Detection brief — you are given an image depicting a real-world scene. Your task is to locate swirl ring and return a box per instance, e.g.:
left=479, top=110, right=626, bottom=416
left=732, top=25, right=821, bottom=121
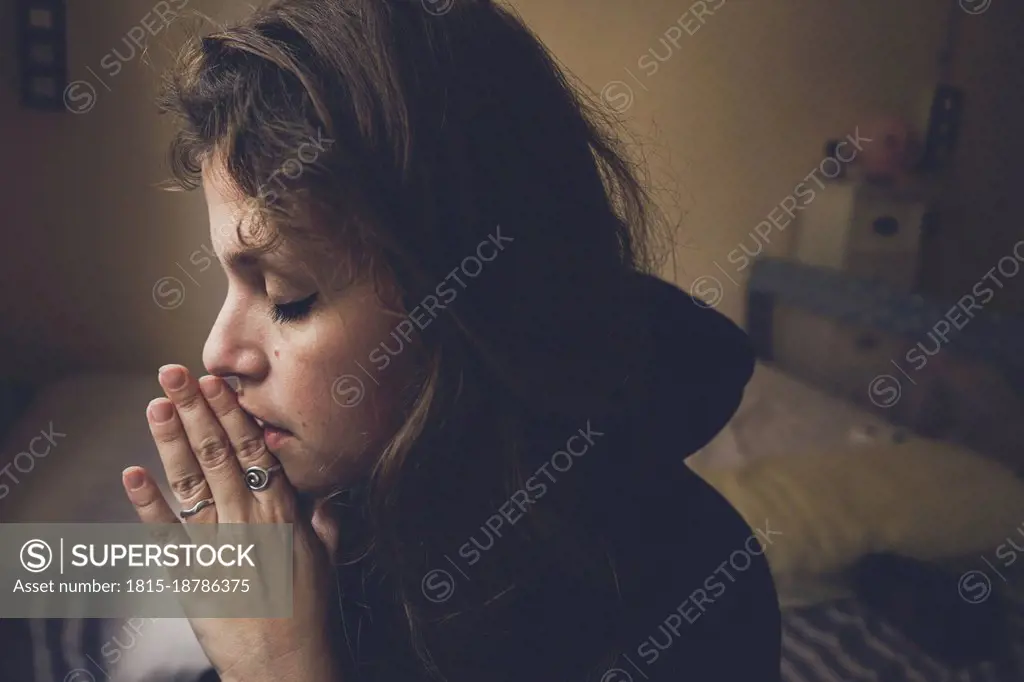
left=244, top=464, right=283, bottom=491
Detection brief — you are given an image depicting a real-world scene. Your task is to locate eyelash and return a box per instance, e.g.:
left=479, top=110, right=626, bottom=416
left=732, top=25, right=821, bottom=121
left=270, top=293, right=319, bottom=324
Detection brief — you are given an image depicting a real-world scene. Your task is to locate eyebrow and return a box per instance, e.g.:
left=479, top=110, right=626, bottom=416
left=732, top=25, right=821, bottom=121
left=222, top=249, right=263, bottom=271
left=222, top=246, right=308, bottom=281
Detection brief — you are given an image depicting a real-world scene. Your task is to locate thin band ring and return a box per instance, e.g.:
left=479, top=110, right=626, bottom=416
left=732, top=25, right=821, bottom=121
left=179, top=498, right=215, bottom=519
left=244, top=464, right=283, bottom=491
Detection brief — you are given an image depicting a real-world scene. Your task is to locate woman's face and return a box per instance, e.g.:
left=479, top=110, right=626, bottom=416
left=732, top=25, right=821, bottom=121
left=200, top=163, right=415, bottom=498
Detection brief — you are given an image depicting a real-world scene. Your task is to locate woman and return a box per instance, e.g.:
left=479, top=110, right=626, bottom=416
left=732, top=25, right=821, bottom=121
left=122, top=0, right=781, bottom=680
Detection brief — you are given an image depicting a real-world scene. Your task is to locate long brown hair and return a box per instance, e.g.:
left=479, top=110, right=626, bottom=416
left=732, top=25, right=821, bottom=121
left=158, top=0, right=667, bottom=678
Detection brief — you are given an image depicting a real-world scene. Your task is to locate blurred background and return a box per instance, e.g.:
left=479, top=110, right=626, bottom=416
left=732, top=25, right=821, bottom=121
left=0, top=0, right=1021, bottom=382
left=1, top=1, right=1024, bottom=681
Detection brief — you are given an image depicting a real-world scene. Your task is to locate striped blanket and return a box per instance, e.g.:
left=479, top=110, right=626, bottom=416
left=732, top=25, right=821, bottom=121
left=4, top=595, right=1024, bottom=681
left=781, top=597, right=1024, bottom=682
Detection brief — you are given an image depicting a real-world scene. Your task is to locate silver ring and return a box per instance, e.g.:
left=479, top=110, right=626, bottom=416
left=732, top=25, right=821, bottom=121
left=244, top=464, right=283, bottom=491
left=179, top=498, right=215, bottom=519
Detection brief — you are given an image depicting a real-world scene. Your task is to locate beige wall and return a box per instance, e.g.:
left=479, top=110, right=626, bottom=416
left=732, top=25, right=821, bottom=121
left=0, top=0, right=233, bottom=386
left=0, top=0, right=1017, bottom=390
left=510, top=0, right=950, bottom=321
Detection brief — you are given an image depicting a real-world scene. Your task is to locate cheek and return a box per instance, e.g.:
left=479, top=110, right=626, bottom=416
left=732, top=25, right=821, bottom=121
left=277, top=302, right=416, bottom=446
left=282, top=344, right=410, bottom=489
left=274, top=351, right=347, bottom=434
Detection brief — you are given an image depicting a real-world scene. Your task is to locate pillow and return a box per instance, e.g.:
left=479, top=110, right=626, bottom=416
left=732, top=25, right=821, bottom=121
left=689, top=436, right=1024, bottom=606
left=688, top=362, right=899, bottom=471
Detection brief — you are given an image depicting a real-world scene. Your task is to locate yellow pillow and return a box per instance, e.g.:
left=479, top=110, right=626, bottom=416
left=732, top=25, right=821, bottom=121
left=689, top=436, right=1024, bottom=606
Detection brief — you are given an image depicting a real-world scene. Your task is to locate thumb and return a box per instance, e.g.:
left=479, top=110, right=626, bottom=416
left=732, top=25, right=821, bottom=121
left=310, top=497, right=344, bottom=558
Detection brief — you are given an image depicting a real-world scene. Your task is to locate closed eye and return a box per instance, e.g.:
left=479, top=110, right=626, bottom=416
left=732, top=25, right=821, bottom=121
left=270, top=293, right=318, bottom=324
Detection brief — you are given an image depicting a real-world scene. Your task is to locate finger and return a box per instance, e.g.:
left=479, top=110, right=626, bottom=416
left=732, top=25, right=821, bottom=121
left=122, top=467, right=197, bottom=610
left=123, top=466, right=179, bottom=524
left=198, top=375, right=294, bottom=515
left=158, top=365, right=249, bottom=504
left=197, top=375, right=292, bottom=506
left=147, top=398, right=218, bottom=521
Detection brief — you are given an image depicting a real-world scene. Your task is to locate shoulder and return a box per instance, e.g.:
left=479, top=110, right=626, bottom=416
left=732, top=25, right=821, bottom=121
left=602, top=462, right=782, bottom=682
left=574, top=271, right=779, bottom=679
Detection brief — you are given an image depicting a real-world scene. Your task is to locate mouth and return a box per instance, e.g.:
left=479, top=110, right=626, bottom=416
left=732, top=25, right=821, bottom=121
left=240, top=404, right=282, bottom=430
left=240, top=405, right=293, bottom=447
left=261, top=424, right=292, bottom=450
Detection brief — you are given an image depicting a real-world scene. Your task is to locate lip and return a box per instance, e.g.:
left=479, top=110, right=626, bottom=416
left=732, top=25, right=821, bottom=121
left=262, top=424, right=292, bottom=450
left=239, top=403, right=290, bottom=435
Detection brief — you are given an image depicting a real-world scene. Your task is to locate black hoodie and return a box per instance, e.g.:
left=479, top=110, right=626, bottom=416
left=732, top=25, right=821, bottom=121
left=327, top=273, right=782, bottom=682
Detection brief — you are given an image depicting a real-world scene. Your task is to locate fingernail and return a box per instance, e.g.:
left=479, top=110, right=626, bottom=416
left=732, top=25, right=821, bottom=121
left=158, top=365, right=188, bottom=390
left=199, top=376, right=224, bottom=399
left=123, top=468, right=146, bottom=491
left=148, top=399, right=174, bottom=424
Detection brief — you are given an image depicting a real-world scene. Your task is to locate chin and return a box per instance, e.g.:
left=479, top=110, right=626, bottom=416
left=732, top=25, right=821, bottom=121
left=277, top=463, right=336, bottom=498
left=277, top=449, right=362, bottom=501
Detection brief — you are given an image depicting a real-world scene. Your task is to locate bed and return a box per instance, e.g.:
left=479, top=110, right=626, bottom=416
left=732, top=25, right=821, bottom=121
left=688, top=257, right=1024, bottom=682
left=690, top=361, right=1024, bottom=682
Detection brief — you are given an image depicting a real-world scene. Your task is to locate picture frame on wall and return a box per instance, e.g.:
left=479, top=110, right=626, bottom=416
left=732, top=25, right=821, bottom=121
left=16, top=0, right=68, bottom=111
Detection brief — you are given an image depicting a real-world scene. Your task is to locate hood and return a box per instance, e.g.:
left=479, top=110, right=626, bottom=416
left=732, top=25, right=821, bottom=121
left=508, top=271, right=755, bottom=510
left=629, top=272, right=754, bottom=461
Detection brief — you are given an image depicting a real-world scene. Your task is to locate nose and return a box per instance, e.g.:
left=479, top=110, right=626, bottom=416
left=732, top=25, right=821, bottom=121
left=202, top=295, right=269, bottom=384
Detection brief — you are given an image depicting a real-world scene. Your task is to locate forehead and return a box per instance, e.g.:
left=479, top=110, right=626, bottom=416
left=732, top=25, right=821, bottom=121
left=201, top=176, right=286, bottom=276
left=203, top=165, right=250, bottom=241
left=199, top=158, right=345, bottom=282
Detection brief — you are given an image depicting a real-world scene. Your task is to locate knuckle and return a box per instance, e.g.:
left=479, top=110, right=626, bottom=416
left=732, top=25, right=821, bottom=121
left=133, top=490, right=163, bottom=514
left=220, top=403, right=245, bottom=420
left=234, top=434, right=268, bottom=463
left=153, top=428, right=182, bottom=446
left=170, top=473, right=208, bottom=499
left=176, top=391, right=205, bottom=413
left=195, top=436, right=232, bottom=466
